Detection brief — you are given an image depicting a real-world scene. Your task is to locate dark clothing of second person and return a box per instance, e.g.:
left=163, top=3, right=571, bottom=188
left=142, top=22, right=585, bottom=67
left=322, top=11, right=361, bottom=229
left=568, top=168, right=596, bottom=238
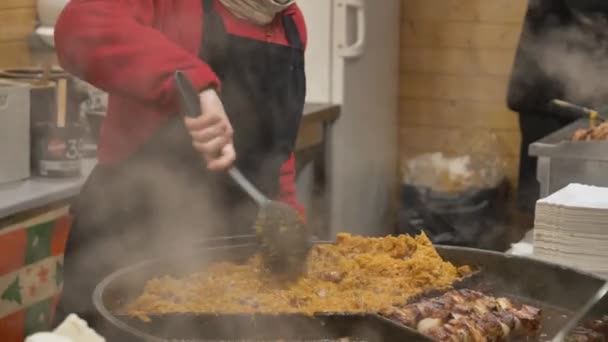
left=508, top=0, right=608, bottom=212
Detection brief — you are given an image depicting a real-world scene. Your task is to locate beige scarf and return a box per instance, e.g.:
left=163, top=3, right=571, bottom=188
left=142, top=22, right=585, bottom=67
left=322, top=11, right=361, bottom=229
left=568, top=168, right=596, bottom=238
left=219, top=0, right=296, bottom=25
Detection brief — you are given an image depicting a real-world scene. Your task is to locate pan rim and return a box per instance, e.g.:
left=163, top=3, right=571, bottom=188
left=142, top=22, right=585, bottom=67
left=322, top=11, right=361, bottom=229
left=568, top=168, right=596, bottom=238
left=92, top=239, right=605, bottom=340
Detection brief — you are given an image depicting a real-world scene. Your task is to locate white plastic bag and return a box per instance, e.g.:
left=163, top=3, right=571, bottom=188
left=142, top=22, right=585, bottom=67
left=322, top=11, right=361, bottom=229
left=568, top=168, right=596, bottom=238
left=25, top=314, right=105, bottom=342
left=402, top=133, right=507, bottom=193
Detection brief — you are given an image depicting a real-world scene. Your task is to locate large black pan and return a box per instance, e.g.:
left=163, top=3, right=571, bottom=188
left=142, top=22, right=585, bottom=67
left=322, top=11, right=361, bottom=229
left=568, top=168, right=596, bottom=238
left=93, top=237, right=606, bottom=341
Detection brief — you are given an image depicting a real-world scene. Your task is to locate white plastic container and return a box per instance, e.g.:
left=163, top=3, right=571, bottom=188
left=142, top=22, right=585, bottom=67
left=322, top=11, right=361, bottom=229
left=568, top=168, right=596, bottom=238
left=36, top=0, right=69, bottom=48
left=0, top=80, right=30, bottom=185
left=35, top=26, right=55, bottom=48
left=37, top=0, right=69, bottom=27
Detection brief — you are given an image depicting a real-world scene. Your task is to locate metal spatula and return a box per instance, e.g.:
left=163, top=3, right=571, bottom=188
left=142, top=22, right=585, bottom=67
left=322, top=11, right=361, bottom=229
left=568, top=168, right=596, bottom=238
left=548, top=99, right=606, bottom=128
left=174, top=71, right=311, bottom=277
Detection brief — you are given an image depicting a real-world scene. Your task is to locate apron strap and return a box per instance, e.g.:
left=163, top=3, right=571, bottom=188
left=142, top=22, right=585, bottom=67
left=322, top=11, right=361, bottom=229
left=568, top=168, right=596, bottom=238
left=199, top=0, right=303, bottom=72
left=200, top=0, right=228, bottom=75
left=202, top=0, right=214, bottom=12
left=283, top=14, right=303, bottom=50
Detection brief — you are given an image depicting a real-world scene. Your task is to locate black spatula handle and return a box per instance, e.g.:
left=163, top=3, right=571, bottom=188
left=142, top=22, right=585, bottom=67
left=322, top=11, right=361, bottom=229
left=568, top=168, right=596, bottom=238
left=548, top=99, right=601, bottom=121
left=175, top=71, right=203, bottom=118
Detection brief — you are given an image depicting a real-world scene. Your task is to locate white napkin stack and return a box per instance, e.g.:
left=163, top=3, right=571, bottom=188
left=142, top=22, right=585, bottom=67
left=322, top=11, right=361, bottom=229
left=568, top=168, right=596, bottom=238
left=534, top=184, right=608, bottom=279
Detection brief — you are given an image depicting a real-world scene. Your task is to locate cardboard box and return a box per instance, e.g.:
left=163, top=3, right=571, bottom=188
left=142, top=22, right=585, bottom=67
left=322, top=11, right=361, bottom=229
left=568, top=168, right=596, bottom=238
left=0, top=206, right=72, bottom=341
left=0, top=80, right=30, bottom=184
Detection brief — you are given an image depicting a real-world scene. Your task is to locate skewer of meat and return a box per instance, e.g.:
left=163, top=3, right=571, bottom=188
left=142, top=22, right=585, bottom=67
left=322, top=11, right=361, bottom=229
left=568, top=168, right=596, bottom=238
left=380, top=289, right=542, bottom=342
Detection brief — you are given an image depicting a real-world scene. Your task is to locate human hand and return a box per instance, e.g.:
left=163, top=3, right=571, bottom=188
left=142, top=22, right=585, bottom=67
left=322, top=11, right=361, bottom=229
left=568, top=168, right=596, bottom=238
left=184, top=88, right=236, bottom=171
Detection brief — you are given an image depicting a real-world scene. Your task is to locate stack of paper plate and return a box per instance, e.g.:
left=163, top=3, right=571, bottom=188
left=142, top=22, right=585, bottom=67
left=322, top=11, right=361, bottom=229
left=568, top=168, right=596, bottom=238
left=534, top=184, right=608, bottom=279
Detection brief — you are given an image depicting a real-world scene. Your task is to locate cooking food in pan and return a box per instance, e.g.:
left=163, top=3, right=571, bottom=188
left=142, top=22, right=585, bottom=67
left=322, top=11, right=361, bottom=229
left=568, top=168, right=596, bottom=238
left=572, top=122, right=608, bottom=141
left=380, top=289, right=542, bottom=342
left=96, top=235, right=608, bottom=342
left=128, top=233, right=472, bottom=320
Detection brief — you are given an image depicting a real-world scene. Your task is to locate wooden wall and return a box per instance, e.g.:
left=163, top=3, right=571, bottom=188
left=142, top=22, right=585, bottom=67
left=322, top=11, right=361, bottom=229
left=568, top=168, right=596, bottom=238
left=0, top=0, right=37, bottom=68
left=399, top=0, right=528, bottom=186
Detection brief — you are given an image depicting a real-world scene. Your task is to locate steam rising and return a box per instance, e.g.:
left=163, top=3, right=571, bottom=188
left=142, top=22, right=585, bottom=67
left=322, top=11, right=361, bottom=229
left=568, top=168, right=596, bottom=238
left=60, top=154, right=257, bottom=336
left=516, top=8, right=608, bottom=109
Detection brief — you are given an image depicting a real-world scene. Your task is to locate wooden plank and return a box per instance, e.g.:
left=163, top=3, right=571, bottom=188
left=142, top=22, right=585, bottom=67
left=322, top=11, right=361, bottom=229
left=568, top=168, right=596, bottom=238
left=0, top=7, right=37, bottom=42
left=400, top=73, right=510, bottom=103
left=402, top=0, right=527, bottom=24
left=395, top=0, right=527, bottom=190
left=296, top=121, right=323, bottom=150
left=401, top=21, right=523, bottom=49
left=399, top=126, right=521, bottom=158
left=400, top=47, right=516, bottom=76
left=0, top=41, right=32, bottom=68
left=0, top=0, right=36, bottom=10
left=399, top=99, right=519, bottom=129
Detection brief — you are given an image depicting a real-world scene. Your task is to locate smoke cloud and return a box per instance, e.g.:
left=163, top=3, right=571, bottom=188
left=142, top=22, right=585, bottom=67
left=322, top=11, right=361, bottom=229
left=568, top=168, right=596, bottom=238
left=522, top=9, right=608, bottom=109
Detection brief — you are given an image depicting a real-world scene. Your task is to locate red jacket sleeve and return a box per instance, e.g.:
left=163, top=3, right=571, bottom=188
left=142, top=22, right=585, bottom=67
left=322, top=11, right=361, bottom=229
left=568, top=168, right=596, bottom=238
left=277, top=5, right=307, bottom=217
left=54, top=0, right=219, bottom=112
left=278, top=154, right=305, bottom=217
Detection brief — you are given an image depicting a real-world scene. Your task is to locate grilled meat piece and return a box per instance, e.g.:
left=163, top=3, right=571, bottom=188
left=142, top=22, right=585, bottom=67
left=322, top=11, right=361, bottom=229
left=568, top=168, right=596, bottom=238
left=512, top=304, right=541, bottom=333
left=416, top=300, right=453, bottom=320
left=585, top=316, right=608, bottom=336
left=473, top=314, right=507, bottom=339
left=457, top=289, right=486, bottom=303
left=428, top=322, right=470, bottom=342
left=418, top=318, right=444, bottom=334
left=590, top=124, right=608, bottom=140
left=428, top=313, right=507, bottom=342
left=425, top=326, right=453, bottom=342
left=379, top=306, right=421, bottom=327
left=493, top=310, right=518, bottom=334
left=572, top=122, right=608, bottom=141
left=573, top=129, right=592, bottom=141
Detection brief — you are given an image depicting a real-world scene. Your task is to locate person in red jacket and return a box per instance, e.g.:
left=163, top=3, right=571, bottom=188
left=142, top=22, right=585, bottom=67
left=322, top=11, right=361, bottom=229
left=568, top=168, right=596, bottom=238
left=53, top=0, right=306, bottom=329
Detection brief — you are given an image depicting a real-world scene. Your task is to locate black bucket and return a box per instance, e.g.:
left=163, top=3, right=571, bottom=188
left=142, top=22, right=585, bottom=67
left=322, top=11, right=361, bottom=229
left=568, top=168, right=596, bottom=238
left=397, top=180, right=510, bottom=251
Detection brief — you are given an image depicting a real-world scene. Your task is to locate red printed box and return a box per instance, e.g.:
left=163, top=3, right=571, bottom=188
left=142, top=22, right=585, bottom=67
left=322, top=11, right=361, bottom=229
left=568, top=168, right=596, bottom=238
left=0, top=206, right=71, bottom=341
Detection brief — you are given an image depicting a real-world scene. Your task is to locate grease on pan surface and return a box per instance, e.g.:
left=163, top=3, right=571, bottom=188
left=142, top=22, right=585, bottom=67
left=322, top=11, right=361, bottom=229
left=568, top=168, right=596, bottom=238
left=128, top=233, right=471, bottom=320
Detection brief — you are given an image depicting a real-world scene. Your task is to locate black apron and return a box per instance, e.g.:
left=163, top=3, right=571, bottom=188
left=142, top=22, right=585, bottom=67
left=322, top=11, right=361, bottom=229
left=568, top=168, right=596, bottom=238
left=55, top=0, right=305, bottom=329
left=507, top=0, right=608, bottom=213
